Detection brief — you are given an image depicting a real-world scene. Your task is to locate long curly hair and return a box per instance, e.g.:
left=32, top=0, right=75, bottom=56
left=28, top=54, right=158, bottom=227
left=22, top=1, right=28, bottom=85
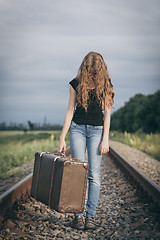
left=76, top=51, right=114, bottom=112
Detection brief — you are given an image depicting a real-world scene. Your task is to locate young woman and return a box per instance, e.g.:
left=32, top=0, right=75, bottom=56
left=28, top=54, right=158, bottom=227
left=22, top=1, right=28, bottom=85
left=58, top=51, right=114, bottom=230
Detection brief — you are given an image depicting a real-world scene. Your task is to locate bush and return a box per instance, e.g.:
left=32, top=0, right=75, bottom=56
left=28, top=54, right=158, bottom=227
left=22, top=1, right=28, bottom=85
left=109, top=130, right=160, bottom=161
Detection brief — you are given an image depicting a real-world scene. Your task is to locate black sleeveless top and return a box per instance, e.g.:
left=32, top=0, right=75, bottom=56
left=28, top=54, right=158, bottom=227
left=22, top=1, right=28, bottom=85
left=69, top=78, right=104, bottom=126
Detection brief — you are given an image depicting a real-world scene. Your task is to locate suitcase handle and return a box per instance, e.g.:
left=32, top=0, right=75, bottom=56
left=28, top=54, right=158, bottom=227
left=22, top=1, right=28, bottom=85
left=55, top=152, right=66, bottom=157
left=39, top=151, right=66, bottom=159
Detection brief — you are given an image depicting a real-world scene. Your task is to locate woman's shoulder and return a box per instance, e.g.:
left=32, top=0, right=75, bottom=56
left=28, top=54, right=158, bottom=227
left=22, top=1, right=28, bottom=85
left=69, top=77, right=79, bottom=85
left=69, top=78, right=79, bottom=92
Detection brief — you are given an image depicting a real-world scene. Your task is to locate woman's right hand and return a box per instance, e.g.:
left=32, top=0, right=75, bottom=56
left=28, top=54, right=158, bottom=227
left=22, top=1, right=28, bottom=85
left=58, top=138, right=66, bottom=153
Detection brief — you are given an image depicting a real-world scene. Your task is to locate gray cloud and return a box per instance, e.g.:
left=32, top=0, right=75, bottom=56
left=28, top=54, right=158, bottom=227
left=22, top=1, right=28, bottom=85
left=0, top=0, right=160, bottom=124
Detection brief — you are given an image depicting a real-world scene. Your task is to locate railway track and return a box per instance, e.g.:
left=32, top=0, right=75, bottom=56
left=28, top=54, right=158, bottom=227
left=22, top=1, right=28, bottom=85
left=0, top=146, right=160, bottom=239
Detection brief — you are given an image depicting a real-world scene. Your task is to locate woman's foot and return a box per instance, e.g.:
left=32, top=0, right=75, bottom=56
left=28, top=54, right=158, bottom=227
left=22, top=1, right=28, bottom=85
left=72, top=216, right=84, bottom=230
left=85, top=217, right=97, bottom=230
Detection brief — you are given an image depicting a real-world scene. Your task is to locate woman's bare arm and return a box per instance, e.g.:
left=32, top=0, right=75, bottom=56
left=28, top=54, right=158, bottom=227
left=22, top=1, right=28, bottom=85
left=58, top=86, right=76, bottom=153
left=99, top=101, right=111, bottom=155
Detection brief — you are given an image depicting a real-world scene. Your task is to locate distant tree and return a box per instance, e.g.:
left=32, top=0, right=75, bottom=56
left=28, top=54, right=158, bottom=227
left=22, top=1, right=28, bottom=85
left=27, top=120, right=34, bottom=131
left=110, top=90, right=160, bottom=133
left=23, top=128, right=28, bottom=133
left=0, top=121, right=63, bottom=131
left=0, top=122, right=6, bottom=130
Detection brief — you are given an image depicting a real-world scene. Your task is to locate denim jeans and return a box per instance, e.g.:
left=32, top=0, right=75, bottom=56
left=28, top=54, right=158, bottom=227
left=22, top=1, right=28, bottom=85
left=69, top=121, right=103, bottom=218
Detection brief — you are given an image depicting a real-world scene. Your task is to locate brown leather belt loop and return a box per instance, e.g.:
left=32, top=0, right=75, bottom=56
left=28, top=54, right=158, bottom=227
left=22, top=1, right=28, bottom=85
left=35, top=152, right=44, bottom=198
left=48, top=155, right=60, bottom=207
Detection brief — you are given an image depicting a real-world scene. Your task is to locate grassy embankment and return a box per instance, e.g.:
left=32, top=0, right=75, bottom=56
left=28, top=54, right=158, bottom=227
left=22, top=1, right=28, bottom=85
left=0, top=131, right=69, bottom=179
left=109, top=130, right=160, bottom=161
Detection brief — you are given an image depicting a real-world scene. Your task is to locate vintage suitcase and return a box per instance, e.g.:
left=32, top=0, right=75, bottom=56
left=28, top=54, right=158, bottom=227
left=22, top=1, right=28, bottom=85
left=30, top=151, right=89, bottom=213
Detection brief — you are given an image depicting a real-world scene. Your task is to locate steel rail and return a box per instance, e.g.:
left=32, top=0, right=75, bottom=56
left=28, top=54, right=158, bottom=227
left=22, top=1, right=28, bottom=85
left=109, top=147, right=160, bottom=206
left=0, top=173, right=33, bottom=217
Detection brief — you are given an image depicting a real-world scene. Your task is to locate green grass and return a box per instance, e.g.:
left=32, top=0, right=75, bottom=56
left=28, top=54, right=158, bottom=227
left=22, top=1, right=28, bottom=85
left=109, top=130, right=160, bottom=161
left=0, top=131, right=69, bottom=179
left=2, top=129, right=159, bottom=179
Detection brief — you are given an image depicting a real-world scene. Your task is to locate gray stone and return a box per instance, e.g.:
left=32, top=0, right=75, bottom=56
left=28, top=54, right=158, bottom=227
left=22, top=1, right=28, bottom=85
left=155, top=232, right=160, bottom=237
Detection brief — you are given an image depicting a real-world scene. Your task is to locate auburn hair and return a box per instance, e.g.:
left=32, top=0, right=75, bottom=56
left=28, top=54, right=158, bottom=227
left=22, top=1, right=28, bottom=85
left=76, top=51, right=114, bottom=112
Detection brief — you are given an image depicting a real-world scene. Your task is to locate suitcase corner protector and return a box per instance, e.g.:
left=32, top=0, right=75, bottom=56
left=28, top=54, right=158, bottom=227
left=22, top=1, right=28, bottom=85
left=83, top=162, right=89, bottom=169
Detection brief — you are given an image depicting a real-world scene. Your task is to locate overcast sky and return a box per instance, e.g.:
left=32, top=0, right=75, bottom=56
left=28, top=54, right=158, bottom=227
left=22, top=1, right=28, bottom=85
left=0, top=0, right=160, bottom=125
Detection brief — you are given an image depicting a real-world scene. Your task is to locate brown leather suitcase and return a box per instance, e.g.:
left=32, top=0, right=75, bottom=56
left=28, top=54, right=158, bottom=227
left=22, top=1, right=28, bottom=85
left=30, top=151, right=89, bottom=213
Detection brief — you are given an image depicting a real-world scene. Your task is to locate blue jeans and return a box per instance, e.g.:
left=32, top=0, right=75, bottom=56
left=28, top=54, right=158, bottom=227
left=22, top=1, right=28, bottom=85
left=69, top=121, right=103, bottom=218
